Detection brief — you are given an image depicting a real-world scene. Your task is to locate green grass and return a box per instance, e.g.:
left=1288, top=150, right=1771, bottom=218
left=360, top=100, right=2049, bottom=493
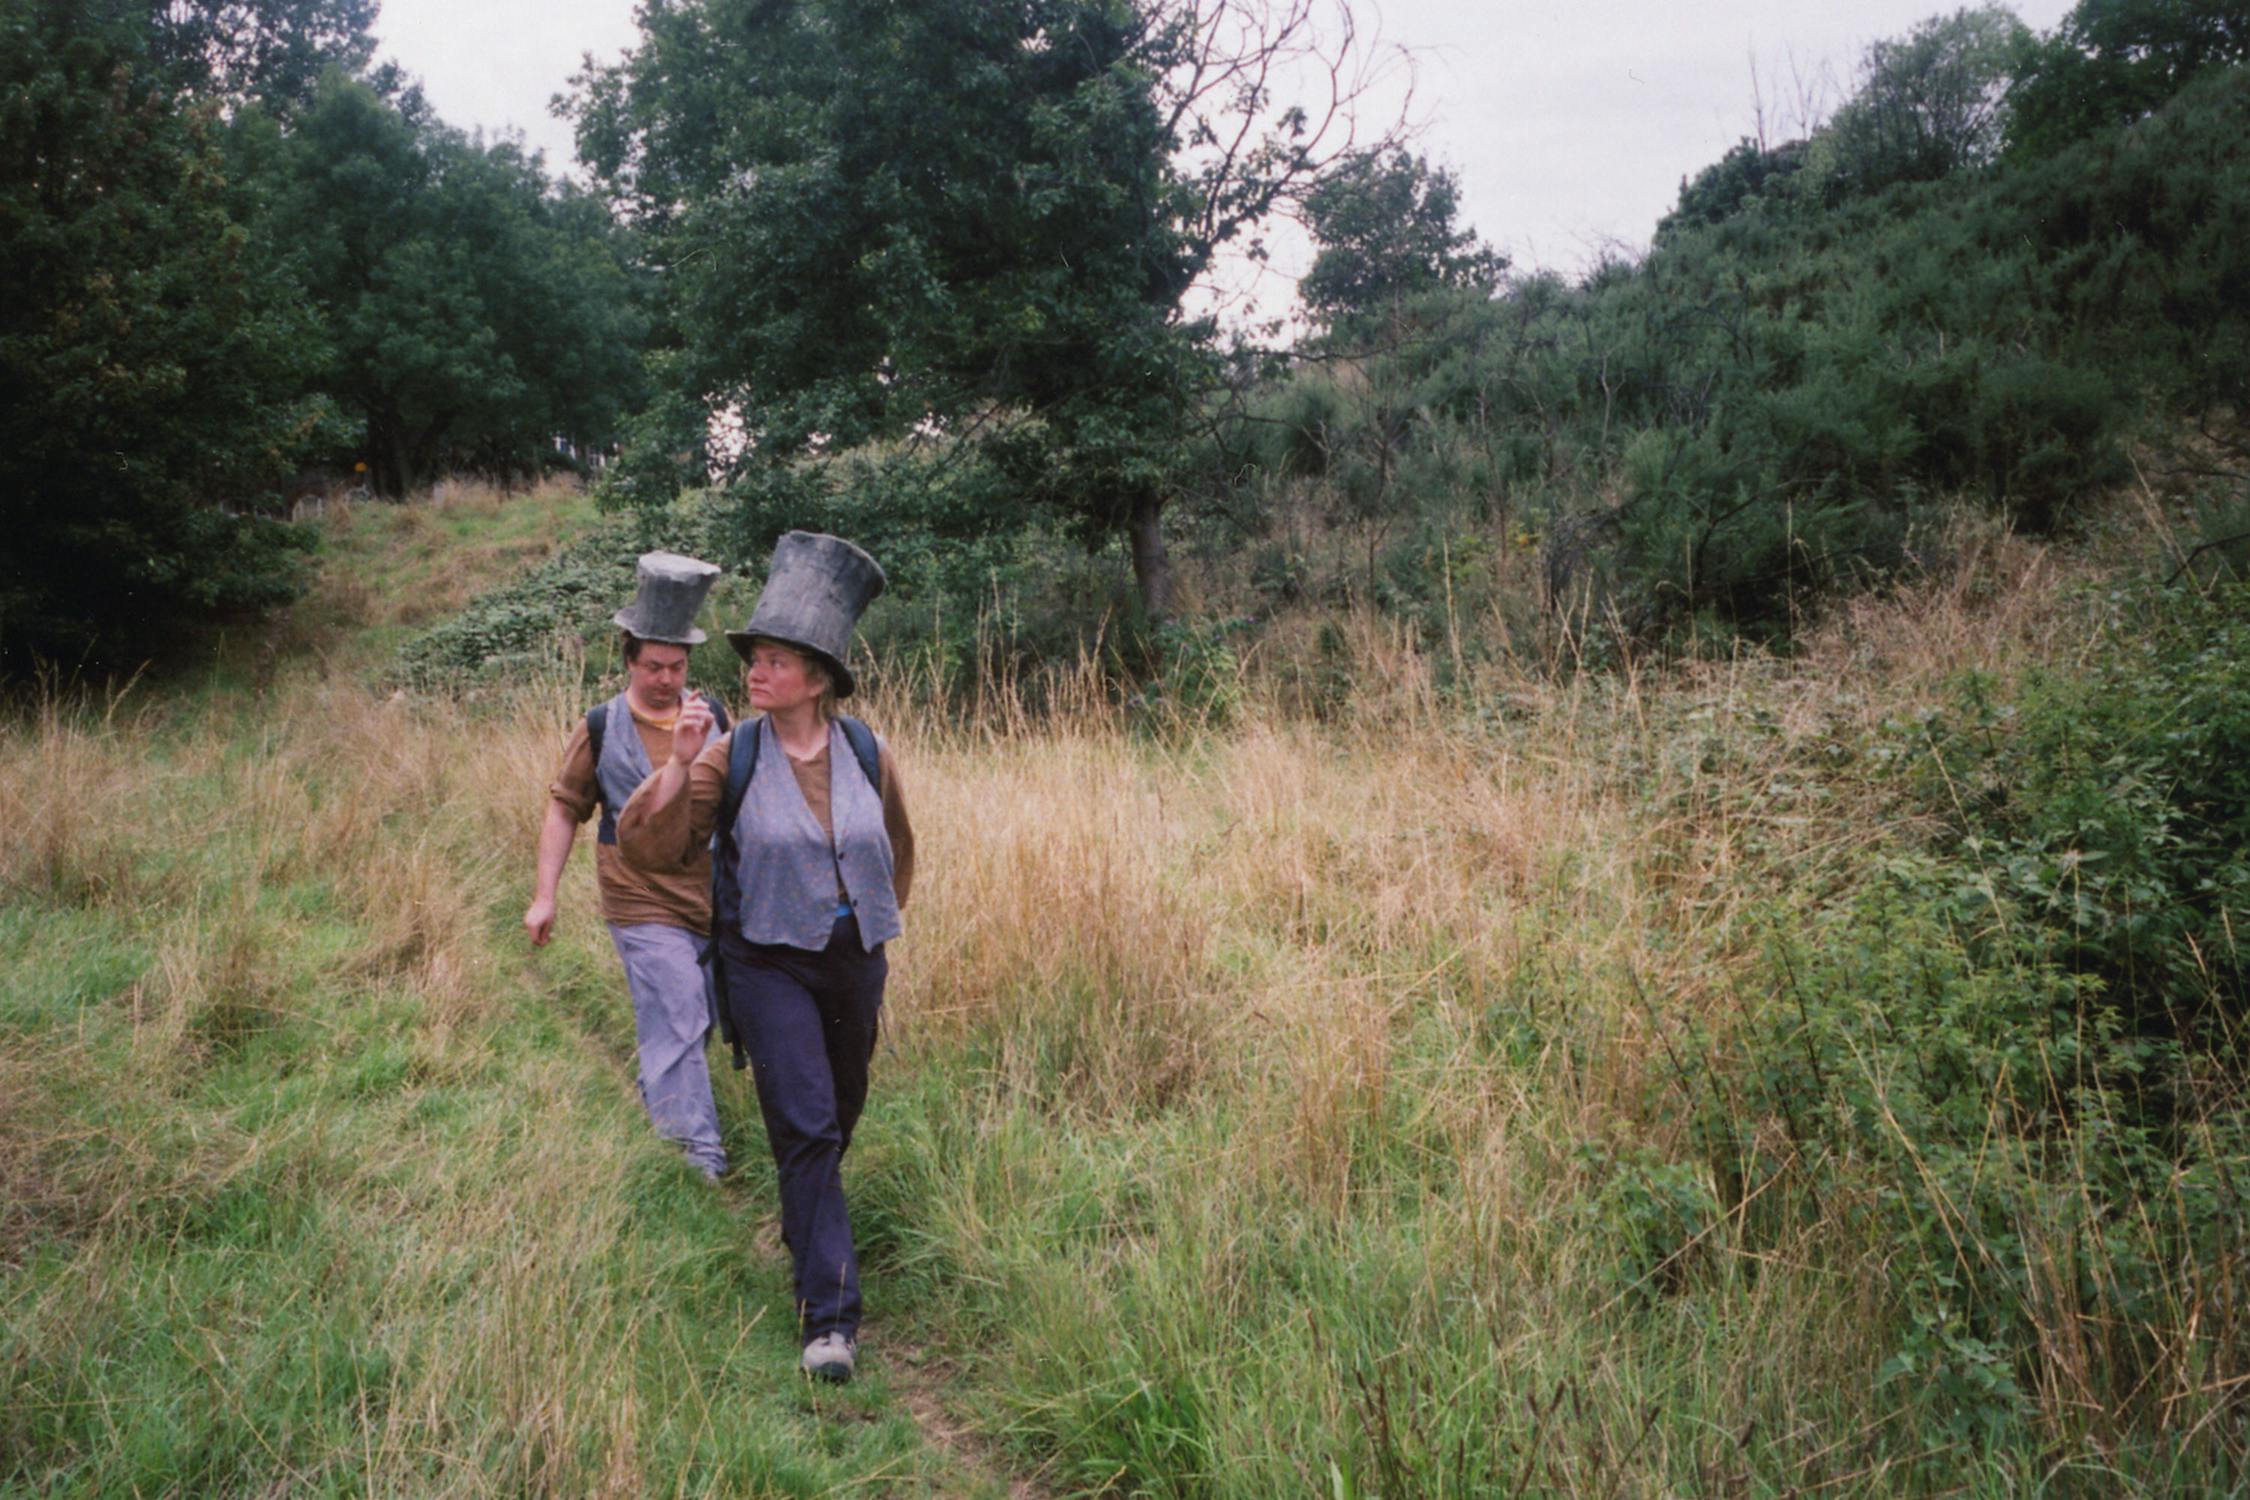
left=310, top=476, right=601, bottom=673
left=1, top=889, right=983, bottom=1497
left=5, top=483, right=2246, bottom=1497
left=0, top=488, right=1006, bottom=1499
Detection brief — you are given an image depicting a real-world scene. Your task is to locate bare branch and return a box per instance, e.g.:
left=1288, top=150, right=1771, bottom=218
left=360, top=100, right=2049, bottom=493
left=1153, top=0, right=1413, bottom=282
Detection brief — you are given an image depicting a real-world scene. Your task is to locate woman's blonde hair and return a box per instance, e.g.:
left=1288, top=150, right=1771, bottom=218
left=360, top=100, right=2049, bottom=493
left=804, top=655, right=836, bottom=720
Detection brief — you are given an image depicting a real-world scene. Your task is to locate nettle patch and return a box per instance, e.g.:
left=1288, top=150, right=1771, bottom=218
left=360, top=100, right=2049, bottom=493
left=1684, top=576, right=2250, bottom=1440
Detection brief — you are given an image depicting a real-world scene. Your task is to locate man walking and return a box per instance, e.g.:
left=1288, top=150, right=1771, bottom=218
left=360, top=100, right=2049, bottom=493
left=525, top=551, right=732, bottom=1180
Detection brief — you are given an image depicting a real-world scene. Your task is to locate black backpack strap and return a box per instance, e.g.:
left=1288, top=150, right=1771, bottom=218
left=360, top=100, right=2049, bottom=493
left=587, top=704, right=616, bottom=843
left=835, top=714, right=882, bottom=796
left=709, top=717, right=762, bottom=1073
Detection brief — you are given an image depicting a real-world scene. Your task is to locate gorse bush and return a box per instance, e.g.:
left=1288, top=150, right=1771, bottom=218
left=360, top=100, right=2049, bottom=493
left=1208, top=66, right=2250, bottom=649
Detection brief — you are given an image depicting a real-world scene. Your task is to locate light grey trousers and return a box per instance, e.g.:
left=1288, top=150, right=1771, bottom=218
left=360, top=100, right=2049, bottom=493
left=606, top=922, right=728, bottom=1177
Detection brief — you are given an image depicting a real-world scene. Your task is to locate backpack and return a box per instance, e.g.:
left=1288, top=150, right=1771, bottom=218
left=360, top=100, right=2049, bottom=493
left=707, top=714, right=883, bottom=1070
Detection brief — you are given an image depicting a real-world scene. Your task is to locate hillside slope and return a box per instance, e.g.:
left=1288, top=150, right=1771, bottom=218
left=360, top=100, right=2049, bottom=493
left=4, top=483, right=2245, bottom=1496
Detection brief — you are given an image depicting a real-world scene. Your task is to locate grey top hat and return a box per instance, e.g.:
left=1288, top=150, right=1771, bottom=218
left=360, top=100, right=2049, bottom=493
left=613, top=551, right=723, bottom=645
left=726, top=531, right=887, bottom=698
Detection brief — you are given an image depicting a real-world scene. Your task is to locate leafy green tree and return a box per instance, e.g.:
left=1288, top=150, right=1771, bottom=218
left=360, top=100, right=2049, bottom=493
left=151, top=0, right=378, bottom=112
left=1816, top=5, right=2030, bottom=199
left=273, top=76, right=647, bottom=495
left=572, top=0, right=1376, bottom=621
left=0, top=0, right=335, bottom=670
left=2007, top=0, right=2250, bottom=157
left=1299, top=147, right=1503, bottom=335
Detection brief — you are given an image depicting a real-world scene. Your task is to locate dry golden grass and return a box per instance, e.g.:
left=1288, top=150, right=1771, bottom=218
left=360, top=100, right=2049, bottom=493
left=830, top=516, right=2067, bottom=1183
left=5, top=493, right=2232, bottom=1493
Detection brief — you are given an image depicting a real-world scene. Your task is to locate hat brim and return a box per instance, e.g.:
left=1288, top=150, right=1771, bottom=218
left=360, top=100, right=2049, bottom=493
left=726, top=631, right=856, bottom=699
left=613, top=610, right=709, bottom=646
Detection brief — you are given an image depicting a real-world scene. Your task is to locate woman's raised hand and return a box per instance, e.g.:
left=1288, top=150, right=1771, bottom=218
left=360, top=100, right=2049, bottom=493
left=671, top=692, right=716, bottom=764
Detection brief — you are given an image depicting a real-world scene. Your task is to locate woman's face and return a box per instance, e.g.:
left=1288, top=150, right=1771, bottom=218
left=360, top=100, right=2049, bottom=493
left=744, top=640, right=827, bottom=715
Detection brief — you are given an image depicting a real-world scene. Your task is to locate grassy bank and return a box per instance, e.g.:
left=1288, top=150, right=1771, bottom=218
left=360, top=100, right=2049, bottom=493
left=1, top=484, right=981, bottom=1497
left=4, top=483, right=2244, bottom=1495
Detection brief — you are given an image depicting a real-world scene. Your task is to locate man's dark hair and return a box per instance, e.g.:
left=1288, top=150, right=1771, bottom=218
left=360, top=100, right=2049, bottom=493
left=621, top=632, right=695, bottom=665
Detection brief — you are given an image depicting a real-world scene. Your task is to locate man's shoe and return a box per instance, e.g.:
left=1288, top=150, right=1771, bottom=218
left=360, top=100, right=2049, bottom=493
left=801, top=1332, right=856, bottom=1383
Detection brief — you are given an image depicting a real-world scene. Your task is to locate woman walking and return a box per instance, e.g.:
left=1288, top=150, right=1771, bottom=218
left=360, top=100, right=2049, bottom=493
left=618, top=532, right=912, bottom=1383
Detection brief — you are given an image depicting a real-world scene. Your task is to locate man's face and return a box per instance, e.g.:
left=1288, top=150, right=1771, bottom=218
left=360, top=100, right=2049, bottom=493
left=627, top=641, right=691, bottom=711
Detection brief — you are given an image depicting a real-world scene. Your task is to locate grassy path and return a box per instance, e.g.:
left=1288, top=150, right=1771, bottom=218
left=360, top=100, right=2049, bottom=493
left=0, top=484, right=1033, bottom=1497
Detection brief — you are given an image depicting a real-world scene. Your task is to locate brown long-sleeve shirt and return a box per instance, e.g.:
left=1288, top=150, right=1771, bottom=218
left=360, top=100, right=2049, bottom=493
left=547, top=711, right=715, bottom=931
left=615, top=725, right=915, bottom=911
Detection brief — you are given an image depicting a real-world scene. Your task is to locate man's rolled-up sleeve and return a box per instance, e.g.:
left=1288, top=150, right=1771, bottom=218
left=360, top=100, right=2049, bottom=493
left=548, top=722, right=599, bottom=822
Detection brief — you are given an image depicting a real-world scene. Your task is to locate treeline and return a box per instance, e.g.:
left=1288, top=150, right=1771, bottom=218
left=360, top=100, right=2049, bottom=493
left=9, top=0, right=2249, bottom=675
left=409, top=0, right=2250, bottom=695
left=0, top=0, right=645, bottom=668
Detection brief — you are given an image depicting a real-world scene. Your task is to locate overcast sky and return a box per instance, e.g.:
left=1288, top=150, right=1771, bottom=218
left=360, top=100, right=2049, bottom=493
left=372, top=0, right=2078, bottom=289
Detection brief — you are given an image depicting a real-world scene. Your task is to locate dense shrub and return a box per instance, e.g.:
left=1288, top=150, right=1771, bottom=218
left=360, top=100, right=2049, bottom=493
left=401, top=454, right=1140, bottom=701
left=1700, top=575, right=2250, bottom=1440
left=1735, top=882, right=2241, bottom=1442
left=1204, top=67, right=2248, bottom=649
left=1911, top=577, right=2250, bottom=1050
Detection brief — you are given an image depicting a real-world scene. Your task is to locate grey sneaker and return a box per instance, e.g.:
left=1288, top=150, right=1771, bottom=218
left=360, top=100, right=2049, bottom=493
left=801, top=1332, right=856, bottom=1383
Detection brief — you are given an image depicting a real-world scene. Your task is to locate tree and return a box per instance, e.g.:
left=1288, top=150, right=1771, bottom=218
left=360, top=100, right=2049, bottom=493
left=1817, top=4, right=2030, bottom=200
left=2008, top=0, right=2250, bottom=157
left=273, top=76, right=648, bottom=495
left=150, top=0, right=379, bottom=112
left=0, top=0, right=337, bottom=670
left=571, top=0, right=1391, bottom=622
left=1299, top=147, right=1503, bottom=334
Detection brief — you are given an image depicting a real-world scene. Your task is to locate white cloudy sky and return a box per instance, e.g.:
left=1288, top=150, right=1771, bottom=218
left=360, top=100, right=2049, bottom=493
left=372, top=0, right=2077, bottom=285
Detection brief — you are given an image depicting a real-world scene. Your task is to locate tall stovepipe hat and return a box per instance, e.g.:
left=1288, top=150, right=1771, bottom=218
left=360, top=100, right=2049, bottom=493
left=726, top=531, right=886, bottom=698
left=612, top=551, right=723, bottom=646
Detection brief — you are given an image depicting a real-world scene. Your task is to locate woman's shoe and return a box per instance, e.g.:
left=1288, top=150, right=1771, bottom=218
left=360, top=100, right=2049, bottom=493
left=801, top=1332, right=856, bottom=1383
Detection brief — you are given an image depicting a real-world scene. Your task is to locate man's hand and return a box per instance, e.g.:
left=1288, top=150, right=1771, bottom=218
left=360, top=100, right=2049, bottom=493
left=672, top=691, right=716, bottom=765
left=524, top=896, right=557, bottom=947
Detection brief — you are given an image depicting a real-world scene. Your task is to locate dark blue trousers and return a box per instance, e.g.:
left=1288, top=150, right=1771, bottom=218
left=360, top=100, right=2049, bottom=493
left=718, top=913, right=886, bottom=1342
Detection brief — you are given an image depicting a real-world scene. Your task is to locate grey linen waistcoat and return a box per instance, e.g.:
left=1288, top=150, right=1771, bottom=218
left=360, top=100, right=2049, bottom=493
left=594, top=693, right=654, bottom=846
left=730, top=718, right=902, bottom=953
